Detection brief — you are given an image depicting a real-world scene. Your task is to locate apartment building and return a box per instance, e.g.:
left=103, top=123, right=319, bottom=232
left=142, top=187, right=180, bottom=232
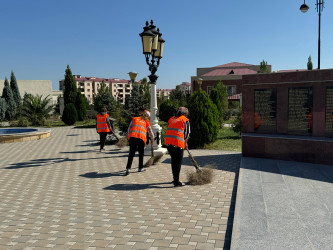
left=156, top=89, right=172, bottom=100
left=176, top=82, right=191, bottom=94
left=59, top=75, right=133, bottom=105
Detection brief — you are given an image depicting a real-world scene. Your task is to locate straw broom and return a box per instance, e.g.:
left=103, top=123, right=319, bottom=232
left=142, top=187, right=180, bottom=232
left=186, top=148, right=214, bottom=185
left=110, top=130, right=128, bottom=148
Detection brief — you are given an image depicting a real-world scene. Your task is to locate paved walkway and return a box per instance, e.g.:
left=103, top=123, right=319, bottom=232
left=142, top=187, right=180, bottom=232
left=231, top=157, right=333, bottom=250
left=0, top=126, right=241, bottom=249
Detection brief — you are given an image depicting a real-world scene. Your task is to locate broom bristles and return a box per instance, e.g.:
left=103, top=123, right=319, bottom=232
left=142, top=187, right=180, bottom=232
left=143, top=157, right=154, bottom=168
left=152, top=154, right=163, bottom=164
left=115, top=137, right=128, bottom=148
left=187, top=165, right=215, bottom=185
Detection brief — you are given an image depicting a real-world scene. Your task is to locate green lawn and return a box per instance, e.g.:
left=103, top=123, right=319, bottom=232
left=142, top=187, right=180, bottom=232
left=48, top=119, right=96, bottom=128
left=204, top=127, right=241, bottom=152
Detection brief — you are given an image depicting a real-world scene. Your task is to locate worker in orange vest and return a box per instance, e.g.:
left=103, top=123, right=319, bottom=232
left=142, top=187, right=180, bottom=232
left=164, top=107, right=190, bottom=187
left=125, top=108, right=154, bottom=175
left=96, top=107, right=114, bottom=152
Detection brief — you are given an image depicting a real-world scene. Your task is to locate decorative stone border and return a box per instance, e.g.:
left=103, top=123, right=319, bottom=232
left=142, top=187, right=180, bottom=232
left=0, top=128, right=51, bottom=143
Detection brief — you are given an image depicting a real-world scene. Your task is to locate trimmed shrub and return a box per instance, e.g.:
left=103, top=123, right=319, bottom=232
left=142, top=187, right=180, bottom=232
left=188, top=90, right=219, bottom=148
left=158, top=99, right=177, bottom=122
left=62, top=103, right=78, bottom=125
left=75, top=92, right=87, bottom=121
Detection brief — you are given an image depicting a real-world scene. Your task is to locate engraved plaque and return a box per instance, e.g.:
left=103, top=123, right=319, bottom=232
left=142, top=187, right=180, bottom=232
left=288, top=87, right=313, bottom=134
left=254, top=88, right=277, bottom=132
left=325, top=86, right=333, bottom=135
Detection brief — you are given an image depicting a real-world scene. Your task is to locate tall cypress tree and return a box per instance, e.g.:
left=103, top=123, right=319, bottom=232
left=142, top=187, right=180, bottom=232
left=63, top=65, right=78, bottom=105
left=75, top=92, right=87, bottom=121
left=2, top=78, right=16, bottom=120
left=0, top=97, right=6, bottom=121
left=10, top=71, right=21, bottom=117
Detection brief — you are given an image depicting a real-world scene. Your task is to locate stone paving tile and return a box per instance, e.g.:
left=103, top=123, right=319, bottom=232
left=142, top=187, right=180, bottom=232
left=0, top=126, right=240, bottom=249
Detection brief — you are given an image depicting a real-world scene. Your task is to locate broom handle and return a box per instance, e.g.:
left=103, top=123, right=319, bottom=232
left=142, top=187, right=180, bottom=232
left=150, top=144, right=154, bottom=157
left=186, top=148, right=200, bottom=171
left=110, top=129, right=120, bottom=141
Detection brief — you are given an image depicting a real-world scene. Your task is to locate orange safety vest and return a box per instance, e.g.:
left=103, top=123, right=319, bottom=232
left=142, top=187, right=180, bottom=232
left=128, top=117, right=148, bottom=144
left=96, top=113, right=110, bottom=133
left=164, top=115, right=189, bottom=149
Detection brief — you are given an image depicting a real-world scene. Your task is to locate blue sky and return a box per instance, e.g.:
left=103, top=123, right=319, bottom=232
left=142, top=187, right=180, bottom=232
left=0, top=0, right=332, bottom=90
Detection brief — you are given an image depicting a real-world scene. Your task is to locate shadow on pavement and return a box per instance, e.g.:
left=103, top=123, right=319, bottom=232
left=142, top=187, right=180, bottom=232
left=4, top=156, right=124, bottom=169
left=162, top=153, right=241, bottom=173
left=80, top=171, right=125, bottom=178
left=103, top=182, right=174, bottom=191
left=242, top=157, right=333, bottom=184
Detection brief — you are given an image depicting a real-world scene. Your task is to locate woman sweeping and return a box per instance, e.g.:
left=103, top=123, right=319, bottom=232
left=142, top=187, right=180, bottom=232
left=164, top=107, right=190, bottom=187
left=125, top=109, right=154, bottom=175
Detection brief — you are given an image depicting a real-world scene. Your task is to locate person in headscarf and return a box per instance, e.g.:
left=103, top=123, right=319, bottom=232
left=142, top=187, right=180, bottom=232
left=164, top=107, right=190, bottom=187
left=125, top=108, right=154, bottom=175
left=96, top=107, right=114, bottom=152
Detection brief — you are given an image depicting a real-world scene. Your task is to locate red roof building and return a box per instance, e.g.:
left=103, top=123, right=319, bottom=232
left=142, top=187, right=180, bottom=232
left=191, top=62, right=272, bottom=101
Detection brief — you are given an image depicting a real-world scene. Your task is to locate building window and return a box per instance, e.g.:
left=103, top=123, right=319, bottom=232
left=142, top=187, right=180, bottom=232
left=227, top=86, right=236, bottom=96
left=87, top=83, right=90, bottom=86
left=207, top=86, right=212, bottom=95
left=87, top=89, right=90, bottom=92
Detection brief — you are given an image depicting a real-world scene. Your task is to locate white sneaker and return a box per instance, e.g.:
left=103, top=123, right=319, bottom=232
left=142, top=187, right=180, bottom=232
left=138, top=168, right=146, bottom=172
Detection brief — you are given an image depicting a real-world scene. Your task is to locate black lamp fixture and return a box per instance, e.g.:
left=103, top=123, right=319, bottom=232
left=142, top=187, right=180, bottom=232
left=300, top=0, right=325, bottom=69
left=139, top=20, right=165, bottom=84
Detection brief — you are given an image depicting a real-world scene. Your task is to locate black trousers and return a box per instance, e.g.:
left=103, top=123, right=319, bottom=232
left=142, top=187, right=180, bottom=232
left=126, top=137, right=145, bottom=170
left=167, top=146, right=184, bottom=185
left=99, top=132, right=108, bottom=150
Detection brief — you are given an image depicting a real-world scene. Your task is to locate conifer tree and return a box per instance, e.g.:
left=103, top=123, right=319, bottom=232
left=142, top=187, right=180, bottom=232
left=126, top=83, right=148, bottom=117
left=10, top=71, right=21, bottom=112
left=0, top=97, right=6, bottom=121
left=188, top=89, right=219, bottom=148
left=75, top=92, right=87, bottom=121
left=307, top=55, right=313, bottom=70
left=63, top=65, right=78, bottom=105
left=2, top=78, right=16, bottom=120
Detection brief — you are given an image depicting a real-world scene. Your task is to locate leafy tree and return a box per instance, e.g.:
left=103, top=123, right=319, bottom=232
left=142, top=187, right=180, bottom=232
left=62, top=103, right=78, bottom=125
left=21, top=93, right=54, bottom=126
left=75, top=92, right=87, bottom=121
left=187, top=89, right=219, bottom=148
left=259, top=60, right=271, bottom=73
left=63, top=65, right=78, bottom=105
left=2, top=78, right=17, bottom=120
left=10, top=71, right=21, bottom=115
left=159, top=99, right=177, bottom=122
left=307, top=55, right=313, bottom=70
left=0, top=97, right=6, bottom=121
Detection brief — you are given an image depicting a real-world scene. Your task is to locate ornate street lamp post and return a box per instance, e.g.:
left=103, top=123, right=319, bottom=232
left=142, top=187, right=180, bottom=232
left=300, top=0, right=325, bottom=69
left=139, top=20, right=166, bottom=154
